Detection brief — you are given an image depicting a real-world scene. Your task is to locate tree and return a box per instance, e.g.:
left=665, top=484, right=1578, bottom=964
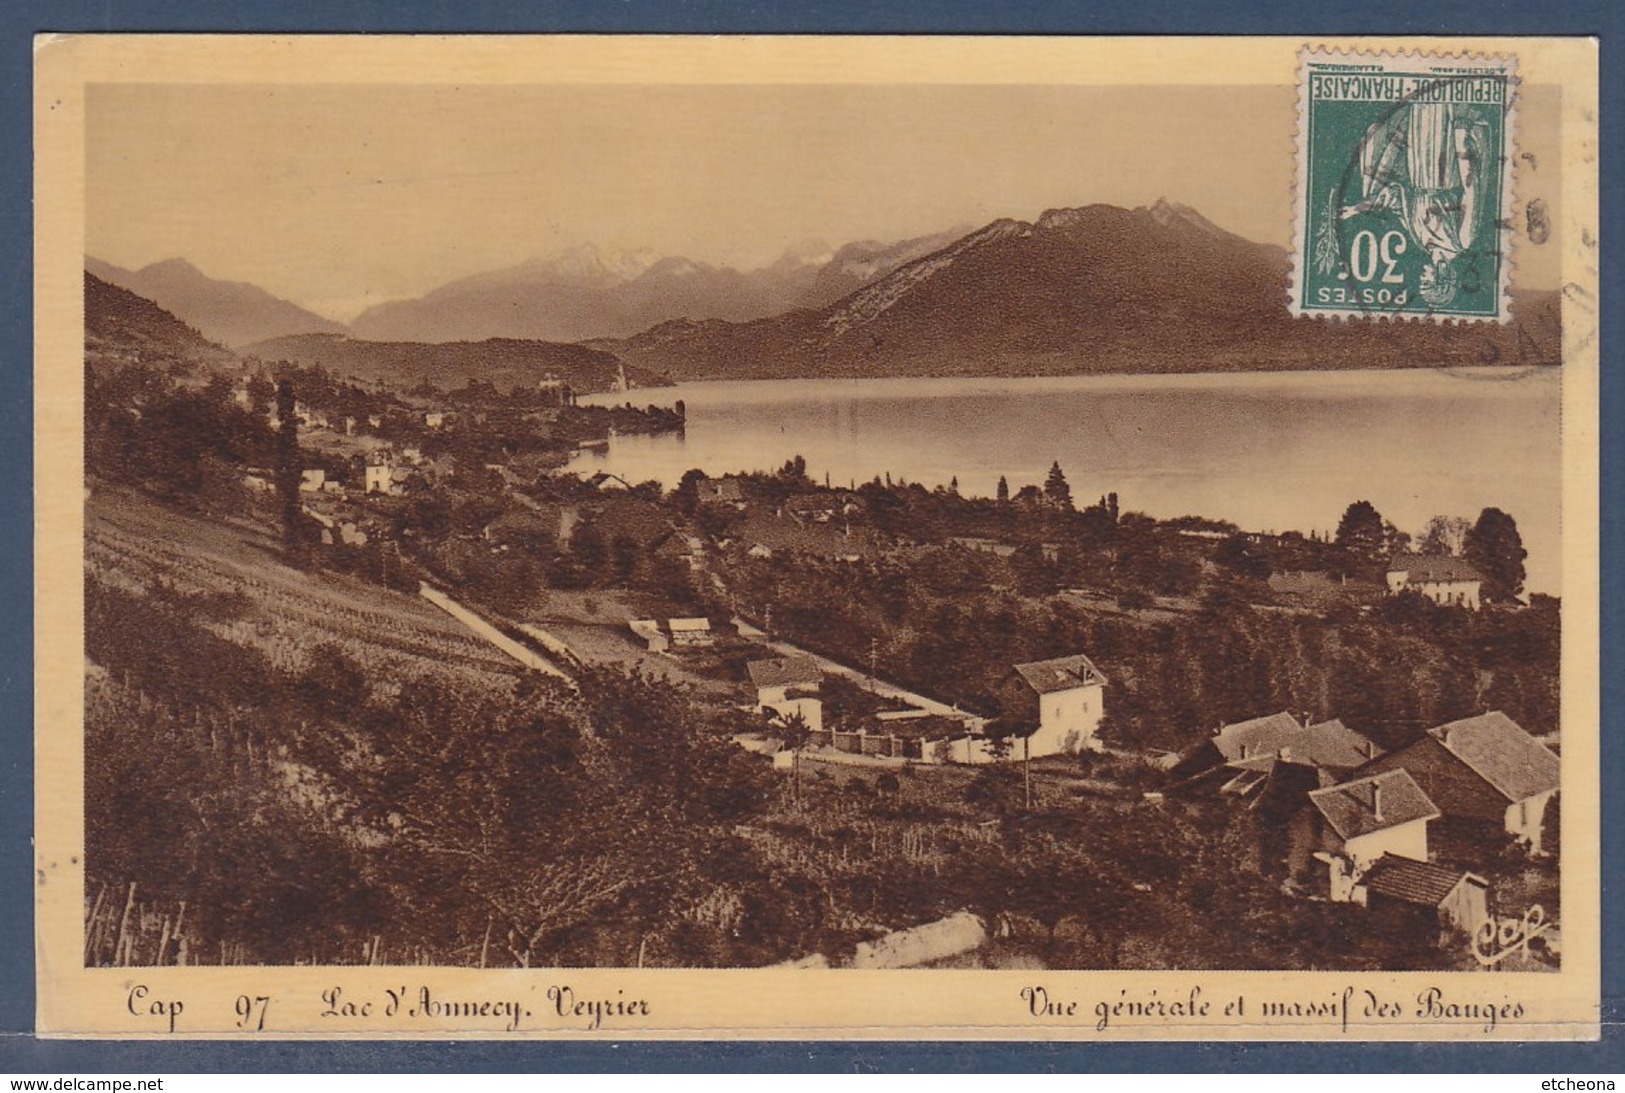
left=996, top=476, right=1010, bottom=504
left=1011, top=541, right=1058, bottom=597
left=775, top=710, right=812, bottom=808
left=1419, top=515, right=1471, bottom=556
left=1334, top=500, right=1387, bottom=560
left=611, top=534, right=640, bottom=583
left=1044, top=462, right=1073, bottom=510
left=1214, top=534, right=1272, bottom=580
left=673, top=468, right=707, bottom=514
left=1464, top=507, right=1527, bottom=603
left=567, top=522, right=608, bottom=586
left=1381, top=520, right=1411, bottom=557
left=274, top=379, right=303, bottom=560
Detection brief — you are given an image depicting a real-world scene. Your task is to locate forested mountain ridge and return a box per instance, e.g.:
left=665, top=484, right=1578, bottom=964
left=85, top=271, right=238, bottom=372
left=598, top=201, right=1562, bottom=382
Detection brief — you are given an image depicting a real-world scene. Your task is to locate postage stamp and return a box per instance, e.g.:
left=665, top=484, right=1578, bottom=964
left=32, top=35, right=1600, bottom=1041
left=1292, top=50, right=1518, bottom=321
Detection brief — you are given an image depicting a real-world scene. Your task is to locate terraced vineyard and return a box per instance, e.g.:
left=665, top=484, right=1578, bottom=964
left=86, top=486, right=520, bottom=690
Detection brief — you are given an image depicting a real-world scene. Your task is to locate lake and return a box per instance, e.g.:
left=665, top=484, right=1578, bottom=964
left=574, top=368, right=1563, bottom=594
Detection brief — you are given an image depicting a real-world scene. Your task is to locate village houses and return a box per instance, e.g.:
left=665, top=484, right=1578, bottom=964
left=628, top=619, right=668, bottom=653
left=1356, top=855, right=1490, bottom=941
left=1355, top=711, right=1559, bottom=851
left=1009, top=653, right=1108, bottom=757
left=1159, top=703, right=1556, bottom=943
left=364, top=451, right=395, bottom=495
left=1170, top=711, right=1385, bottom=788
left=1303, top=768, right=1440, bottom=902
left=668, top=617, right=714, bottom=647
left=777, top=652, right=1105, bottom=766
left=1386, top=553, right=1485, bottom=609
left=747, top=655, right=824, bottom=734
left=695, top=475, right=747, bottom=509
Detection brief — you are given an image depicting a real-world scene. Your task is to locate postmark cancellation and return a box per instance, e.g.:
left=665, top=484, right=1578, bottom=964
left=1292, top=49, right=1518, bottom=322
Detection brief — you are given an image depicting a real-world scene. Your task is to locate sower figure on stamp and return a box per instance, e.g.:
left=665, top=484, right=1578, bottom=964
left=1338, top=101, right=1493, bottom=306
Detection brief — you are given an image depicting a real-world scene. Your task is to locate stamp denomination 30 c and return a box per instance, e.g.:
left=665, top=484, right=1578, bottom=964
left=1293, top=50, right=1517, bottom=322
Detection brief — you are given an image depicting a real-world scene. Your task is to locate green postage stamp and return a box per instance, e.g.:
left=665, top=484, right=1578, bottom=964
left=1292, top=50, right=1517, bottom=321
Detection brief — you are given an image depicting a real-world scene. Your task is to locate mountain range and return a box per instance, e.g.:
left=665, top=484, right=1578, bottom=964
left=85, top=257, right=347, bottom=349
left=592, top=200, right=1562, bottom=381
left=84, top=272, right=655, bottom=395
left=346, top=230, right=969, bottom=345
left=86, top=199, right=1563, bottom=387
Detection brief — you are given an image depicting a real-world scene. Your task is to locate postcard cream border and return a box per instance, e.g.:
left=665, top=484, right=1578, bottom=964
left=33, top=34, right=1603, bottom=1041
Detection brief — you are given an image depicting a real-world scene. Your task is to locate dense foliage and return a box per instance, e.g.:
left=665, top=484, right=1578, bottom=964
left=85, top=570, right=782, bottom=966
left=719, top=483, right=1559, bottom=753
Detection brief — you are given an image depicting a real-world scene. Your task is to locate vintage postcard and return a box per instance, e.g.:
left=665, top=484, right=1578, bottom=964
left=33, top=35, right=1600, bottom=1040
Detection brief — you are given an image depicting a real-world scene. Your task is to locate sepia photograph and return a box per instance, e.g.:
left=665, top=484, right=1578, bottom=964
left=33, top=34, right=1601, bottom=1039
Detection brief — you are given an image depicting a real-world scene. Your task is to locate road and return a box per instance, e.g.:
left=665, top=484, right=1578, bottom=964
left=420, top=583, right=576, bottom=687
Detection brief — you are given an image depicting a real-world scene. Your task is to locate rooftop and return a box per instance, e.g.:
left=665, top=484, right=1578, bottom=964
left=1388, top=553, right=1484, bottom=583
left=895, top=715, right=977, bottom=742
left=747, top=655, right=823, bottom=691
left=1308, top=768, right=1440, bottom=841
left=1428, top=711, right=1560, bottom=803
left=1212, top=712, right=1383, bottom=770
left=699, top=477, right=744, bottom=503
left=587, top=472, right=632, bottom=491
left=1013, top=653, right=1108, bottom=694
left=1360, top=854, right=1484, bottom=907
left=736, top=511, right=876, bottom=559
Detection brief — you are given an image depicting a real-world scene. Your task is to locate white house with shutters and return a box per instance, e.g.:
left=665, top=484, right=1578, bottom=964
left=1306, top=768, right=1441, bottom=902
left=1011, top=653, right=1108, bottom=757
left=1386, top=553, right=1484, bottom=609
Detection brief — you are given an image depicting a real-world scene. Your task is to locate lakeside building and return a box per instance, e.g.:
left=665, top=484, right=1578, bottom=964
left=696, top=476, right=747, bottom=508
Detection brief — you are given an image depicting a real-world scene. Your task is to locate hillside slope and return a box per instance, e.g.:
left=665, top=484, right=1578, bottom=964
left=87, top=257, right=347, bottom=348
left=240, top=332, right=663, bottom=394
left=84, top=271, right=238, bottom=371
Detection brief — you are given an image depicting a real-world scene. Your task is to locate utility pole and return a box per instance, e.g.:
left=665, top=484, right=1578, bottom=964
left=1024, top=735, right=1032, bottom=810
left=869, top=636, right=878, bottom=692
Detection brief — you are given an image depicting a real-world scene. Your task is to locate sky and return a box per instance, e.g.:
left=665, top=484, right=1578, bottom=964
left=85, top=82, right=1561, bottom=322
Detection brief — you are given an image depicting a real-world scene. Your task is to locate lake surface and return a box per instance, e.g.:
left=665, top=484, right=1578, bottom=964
left=574, top=368, right=1563, bottom=594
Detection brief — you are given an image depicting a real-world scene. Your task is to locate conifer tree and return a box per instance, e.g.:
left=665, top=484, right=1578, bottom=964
left=1043, top=461, right=1073, bottom=510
